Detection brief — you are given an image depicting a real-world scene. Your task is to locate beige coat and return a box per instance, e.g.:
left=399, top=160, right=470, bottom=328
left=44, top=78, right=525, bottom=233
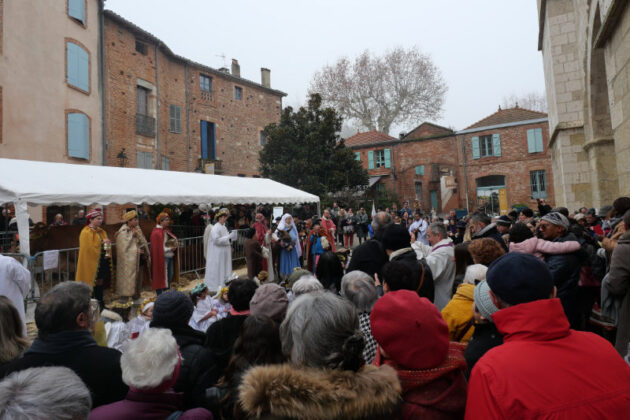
left=115, top=224, right=149, bottom=297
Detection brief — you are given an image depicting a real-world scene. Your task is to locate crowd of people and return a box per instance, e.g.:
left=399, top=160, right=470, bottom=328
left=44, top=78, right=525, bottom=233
left=2, top=195, right=630, bottom=419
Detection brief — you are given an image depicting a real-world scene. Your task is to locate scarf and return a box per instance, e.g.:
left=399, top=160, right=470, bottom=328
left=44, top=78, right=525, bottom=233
left=25, top=330, right=97, bottom=355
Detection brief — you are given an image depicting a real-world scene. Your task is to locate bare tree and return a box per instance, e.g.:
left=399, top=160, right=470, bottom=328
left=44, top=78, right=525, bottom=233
left=501, top=91, right=547, bottom=112
left=309, top=47, right=447, bottom=135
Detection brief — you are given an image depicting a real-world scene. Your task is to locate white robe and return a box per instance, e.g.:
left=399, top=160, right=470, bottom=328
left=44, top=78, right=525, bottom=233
left=412, top=238, right=456, bottom=310
left=0, top=254, right=31, bottom=335
left=127, top=315, right=150, bottom=339
left=203, top=223, right=213, bottom=258
left=189, top=296, right=217, bottom=332
left=204, top=222, right=232, bottom=292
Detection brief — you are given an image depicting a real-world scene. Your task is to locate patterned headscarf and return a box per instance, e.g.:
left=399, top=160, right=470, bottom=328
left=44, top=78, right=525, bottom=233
left=86, top=209, right=103, bottom=224
left=156, top=212, right=169, bottom=224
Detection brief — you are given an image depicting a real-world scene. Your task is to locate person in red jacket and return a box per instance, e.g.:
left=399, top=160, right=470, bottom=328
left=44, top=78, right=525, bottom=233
left=466, top=252, right=630, bottom=419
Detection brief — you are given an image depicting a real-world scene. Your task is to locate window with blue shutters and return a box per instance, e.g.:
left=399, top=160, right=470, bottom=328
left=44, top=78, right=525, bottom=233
left=68, top=0, right=85, bottom=25
left=235, top=86, right=243, bottom=100
left=260, top=131, right=266, bottom=146
left=472, top=136, right=480, bottom=159
left=67, top=112, right=89, bottom=159
left=415, top=165, right=425, bottom=175
left=201, top=120, right=216, bottom=160
left=527, top=128, right=544, bottom=153
left=169, top=105, right=181, bottom=133
left=384, top=148, right=391, bottom=168
left=367, top=151, right=375, bottom=169
left=492, top=134, right=501, bottom=157
left=473, top=134, right=502, bottom=158
left=67, top=41, right=89, bottom=93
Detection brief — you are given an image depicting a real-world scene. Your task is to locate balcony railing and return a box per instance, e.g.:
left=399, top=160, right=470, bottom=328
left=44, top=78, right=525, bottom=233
left=198, top=158, right=223, bottom=174
left=136, top=113, right=156, bottom=137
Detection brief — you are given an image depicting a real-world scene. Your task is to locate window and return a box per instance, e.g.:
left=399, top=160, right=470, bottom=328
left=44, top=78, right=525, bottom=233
left=375, top=183, right=386, bottom=194
left=66, top=41, right=89, bottom=92
left=415, top=182, right=422, bottom=201
left=137, top=86, right=149, bottom=115
left=67, top=112, right=89, bottom=159
left=136, top=86, right=155, bottom=137
left=260, top=131, right=266, bottom=146
left=200, top=74, right=212, bottom=92
left=169, top=105, right=181, bottom=133
left=68, top=0, right=85, bottom=25
left=237, top=174, right=246, bottom=177
left=367, top=149, right=391, bottom=169
left=530, top=170, right=547, bottom=198
left=415, top=165, right=425, bottom=176
left=137, top=151, right=153, bottom=169
left=235, top=86, right=243, bottom=100
left=161, top=156, right=170, bottom=170
left=135, top=39, right=147, bottom=55
left=527, top=128, right=544, bottom=153
left=200, top=120, right=216, bottom=160
left=472, top=134, right=501, bottom=159
left=355, top=152, right=361, bottom=161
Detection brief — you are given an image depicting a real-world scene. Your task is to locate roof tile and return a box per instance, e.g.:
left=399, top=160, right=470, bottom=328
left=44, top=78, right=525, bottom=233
left=466, top=107, right=547, bottom=130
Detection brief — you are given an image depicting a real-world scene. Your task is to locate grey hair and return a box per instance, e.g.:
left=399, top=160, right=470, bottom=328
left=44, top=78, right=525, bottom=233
left=470, top=212, right=491, bottom=226
left=340, top=271, right=378, bottom=313
left=372, top=211, right=393, bottom=233
left=292, top=275, right=323, bottom=296
left=35, top=281, right=91, bottom=338
left=0, top=366, right=91, bottom=419
left=428, top=222, right=447, bottom=239
left=122, top=328, right=179, bottom=389
left=280, top=291, right=364, bottom=371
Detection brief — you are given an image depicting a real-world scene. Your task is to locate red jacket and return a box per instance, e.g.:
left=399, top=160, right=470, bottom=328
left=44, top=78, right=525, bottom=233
left=466, top=298, right=630, bottom=419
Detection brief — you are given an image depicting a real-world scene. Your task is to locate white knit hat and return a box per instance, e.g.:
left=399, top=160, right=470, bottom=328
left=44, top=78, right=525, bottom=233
left=463, top=264, right=488, bottom=285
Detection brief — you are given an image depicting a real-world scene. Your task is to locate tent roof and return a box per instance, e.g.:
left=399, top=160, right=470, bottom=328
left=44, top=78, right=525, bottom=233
left=0, top=158, right=319, bottom=206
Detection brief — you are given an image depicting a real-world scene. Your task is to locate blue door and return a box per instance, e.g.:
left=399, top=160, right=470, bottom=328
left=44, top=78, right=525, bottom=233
left=200, top=121, right=216, bottom=160
left=430, top=190, right=438, bottom=211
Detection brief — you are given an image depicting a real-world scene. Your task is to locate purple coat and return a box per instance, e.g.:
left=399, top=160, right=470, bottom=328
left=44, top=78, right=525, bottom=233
left=90, top=390, right=212, bottom=420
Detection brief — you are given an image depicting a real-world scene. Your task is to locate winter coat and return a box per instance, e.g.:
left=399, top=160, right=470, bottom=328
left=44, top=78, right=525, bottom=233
left=463, top=322, right=502, bottom=378
left=441, top=283, right=475, bottom=343
left=244, top=238, right=263, bottom=280
left=544, top=232, right=583, bottom=326
left=472, top=223, right=508, bottom=252
left=411, top=239, right=456, bottom=310
left=238, top=363, right=402, bottom=420
left=347, top=234, right=388, bottom=279
left=602, top=219, right=626, bottom=254
left=90, top=390, right=212, bottom=419
left=465, top=298, right=630, bottom=419
left=205, top=314, right=248, bottom=384
left=605, top=231, right=630, bottom=357
left=509, top=237, right=581, bottom=260
left=389, top=248, right=435, bottom=303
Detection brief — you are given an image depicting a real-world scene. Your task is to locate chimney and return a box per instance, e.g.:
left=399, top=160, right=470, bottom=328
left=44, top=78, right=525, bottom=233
left=261, top=68, right=271, bottom=88
left=231, top=59, right=240, bottom=78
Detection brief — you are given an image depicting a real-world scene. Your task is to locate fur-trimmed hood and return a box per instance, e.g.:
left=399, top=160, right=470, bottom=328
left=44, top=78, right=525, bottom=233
left=238, top=363, right=402, bottom=420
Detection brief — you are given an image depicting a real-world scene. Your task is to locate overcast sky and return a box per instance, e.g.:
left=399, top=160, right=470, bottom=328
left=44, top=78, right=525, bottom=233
left=105, top=0, right=545, bottom=134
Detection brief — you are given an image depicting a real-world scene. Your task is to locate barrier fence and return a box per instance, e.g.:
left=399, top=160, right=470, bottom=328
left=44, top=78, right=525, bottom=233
left=23, top=229, right=248, bottom=302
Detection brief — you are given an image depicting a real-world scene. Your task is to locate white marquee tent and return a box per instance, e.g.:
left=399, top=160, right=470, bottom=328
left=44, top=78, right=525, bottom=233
left=0, top=158, right=319, bottom=260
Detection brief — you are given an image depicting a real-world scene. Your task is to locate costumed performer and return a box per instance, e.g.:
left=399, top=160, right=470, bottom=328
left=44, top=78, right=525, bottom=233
left=276, top=213, right=301, bottom=279
left=76, top=209, right=113, bottom=308
left=150, top=212, right=179, bottom=295
left=115, top=210, right=150, bottom=301
left=204, top=208, right=237, bottom=292
left=188, top=282, right=218, bottom=332
left=305, top=218, right=334, bottom=273
left=127, top=298, right=154, bottom=339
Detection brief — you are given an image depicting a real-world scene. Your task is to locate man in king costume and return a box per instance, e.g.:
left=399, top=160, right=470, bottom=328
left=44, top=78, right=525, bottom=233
left=204, top=208, right=237, bottom=292
left=76, top=209, right=113, bottom=307
left=150, top=212, right=179, bottom=295
left=115, top=210, right=150, bottom=300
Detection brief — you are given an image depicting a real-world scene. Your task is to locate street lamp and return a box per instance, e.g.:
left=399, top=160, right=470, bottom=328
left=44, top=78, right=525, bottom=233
left=116, top=148, right=128, bottom=167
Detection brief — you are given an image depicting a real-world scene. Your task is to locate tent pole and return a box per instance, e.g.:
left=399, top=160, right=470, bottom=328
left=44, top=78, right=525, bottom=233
left=317, top=201, right=321, bottom=218
left=14, top=200, right=31, bottom=267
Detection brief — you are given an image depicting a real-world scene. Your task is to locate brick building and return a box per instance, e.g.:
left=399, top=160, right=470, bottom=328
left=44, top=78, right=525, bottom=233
left=457, top=107, right=553, bottom=215
left=347, top=108, right=553, bottom=216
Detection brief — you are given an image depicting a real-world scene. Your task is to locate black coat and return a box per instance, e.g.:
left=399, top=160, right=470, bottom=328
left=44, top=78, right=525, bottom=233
left=473, top=224, right=508, bottom=252
left=0, top=341, right=127, bottom=408
left=347, top=235, right=388, bottom=279
left=464, top=322, right=503, bottom=378
left=390, top=249, right=435, bottom=302
left=205, top=314, right=248, bottom=384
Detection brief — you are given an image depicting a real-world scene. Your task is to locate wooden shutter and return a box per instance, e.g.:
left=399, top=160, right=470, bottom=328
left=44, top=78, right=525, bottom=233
left=368, top=151, right=374, bottom=169
left=210, top=123, right=217, bottom=160
left=415, top=165, right=425, bottom=175
left=68, top=0, right=85, bottom=24
left=67, top=113, right=89, bottom=159
left=527, top=129, right=536, bottom=153
left=355, top=152, right=361, bottom=161
left=200, top=121, right=208, bottom=159
left=492, top=134, right=501, bottom=157
left=67, top=43, right=88, bottom=91
left=535, top=129, right=543, bottom=152
left=384, top=148, right=391, bottom=168
left=472, top=137, right=480, bottom=159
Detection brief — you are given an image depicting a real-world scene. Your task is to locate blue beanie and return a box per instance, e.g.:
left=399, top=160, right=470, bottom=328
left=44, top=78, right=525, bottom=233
left=486, top=253, right=554, bottom=306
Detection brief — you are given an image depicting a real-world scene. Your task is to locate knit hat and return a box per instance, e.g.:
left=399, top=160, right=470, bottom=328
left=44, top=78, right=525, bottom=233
left=496, top=215, right=512, bottom=227
left=151, top=291, right=193, bottom=328
left=249, top=283, right=289, bottom=323
left=287, top=269, right=311, bottom=288
left=474, top=280, right=499, bottom=321
left=541, top=212, right=569, bottom=231
left=463, top=264, right=488, bottom=285
left=382, top=224, right=412, bottom=251
left=370, top=290, right=449, bottom=370
left=486, top=253, right=554, bottom=306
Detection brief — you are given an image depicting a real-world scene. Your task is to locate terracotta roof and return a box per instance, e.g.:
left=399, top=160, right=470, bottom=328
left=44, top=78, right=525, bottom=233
left=344, top=131, right=398, bottom=147
left=403, top=122, right=454, bottom=140
left=465, top=107, right=547, bottom=130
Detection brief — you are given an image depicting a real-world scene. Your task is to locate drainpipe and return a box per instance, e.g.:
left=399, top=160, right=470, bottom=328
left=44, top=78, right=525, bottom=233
left=154, top=44, right=160, bottom=169
left=461, top=134, right=470, bottom=212
left=185, top=62, right=191, bottom=172
left=99, top=0, right=107, bottom=166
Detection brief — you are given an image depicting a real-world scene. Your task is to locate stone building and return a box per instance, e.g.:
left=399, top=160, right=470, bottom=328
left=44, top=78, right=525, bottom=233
left=538, top=0, right=629, bottom=209
left=104, top=11, right=285, bottom=177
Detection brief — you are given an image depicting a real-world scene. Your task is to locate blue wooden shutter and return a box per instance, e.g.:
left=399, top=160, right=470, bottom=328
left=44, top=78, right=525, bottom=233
left=535, top=129, right=543, bottom=152
left=68, top=113, right=89, bottom=159
left=355, top=152, right=361, bottom=161
left=67, top=42, right=89, bottom=91
left=492, top=134, right=501, bottom=157
left=384, top=148, right=391, bottom=168
left=68, top=0, right=85, bottom=24
left=210, top=123, right=217, bottom=160
left=415, top=165, right=420, bottom=175
left=472, top=137, right=480, bottom=159
left=368, top=151, right=374, bottom=169
left=415, top=165, right=425, bottom=175
left=527, top=129, right=536, bottom=153
left=200, top=121, right=208, bottom=159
